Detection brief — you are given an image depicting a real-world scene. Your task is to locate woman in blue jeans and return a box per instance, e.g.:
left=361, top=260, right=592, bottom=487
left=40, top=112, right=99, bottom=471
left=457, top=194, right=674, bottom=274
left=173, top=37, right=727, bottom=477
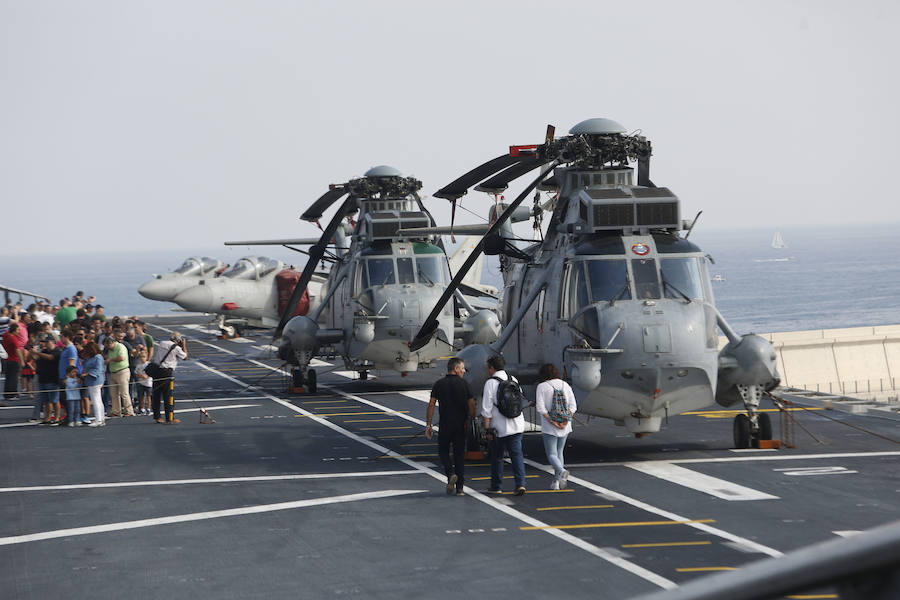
left=535, top=363, right=578, bottom=490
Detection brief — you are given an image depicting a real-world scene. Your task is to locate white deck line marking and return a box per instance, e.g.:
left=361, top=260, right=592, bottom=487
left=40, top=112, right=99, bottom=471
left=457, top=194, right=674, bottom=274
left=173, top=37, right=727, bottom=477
left=0, top=406, right=31, bottom=410
left=151, top=323, right=237, bottom=356
left=174, top=404, right=261, bottom=413
left=522, top=456, right=782, bottom=558
left=228, top=337, right=254, bottom=343
left=624, top=462, right=779, bottom=501
left=200, top=352, right=676, bottom=589
left=0, top=471, right=419, bottom=493
left=833, top=530, right=863, bottom=538
left=399, top=390, right=432, bottom=402
left=567, top=451, right=900, bottom=468
left=0, top=489, right=424, bottom=546
left=0, top=422, right=37, bottom=428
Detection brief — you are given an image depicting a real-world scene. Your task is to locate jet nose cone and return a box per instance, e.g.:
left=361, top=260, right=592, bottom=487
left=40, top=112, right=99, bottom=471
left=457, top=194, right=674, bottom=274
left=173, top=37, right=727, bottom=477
left=173, top=285, right=215, bottom=312
left=138, top=278, right=173, bottom=301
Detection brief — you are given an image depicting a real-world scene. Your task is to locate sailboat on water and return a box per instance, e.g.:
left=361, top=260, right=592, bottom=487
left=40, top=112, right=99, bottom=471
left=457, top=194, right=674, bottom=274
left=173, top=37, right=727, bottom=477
left=771, top=231, right=787, bottom=249
left=754, top=230, right=794, bottom=262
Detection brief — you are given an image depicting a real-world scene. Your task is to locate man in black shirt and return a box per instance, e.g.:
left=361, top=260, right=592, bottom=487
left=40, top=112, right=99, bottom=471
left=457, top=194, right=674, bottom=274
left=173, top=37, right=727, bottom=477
left=426, top=357, right=475, bottom=496
left=32, top=335, right=61, bottom=423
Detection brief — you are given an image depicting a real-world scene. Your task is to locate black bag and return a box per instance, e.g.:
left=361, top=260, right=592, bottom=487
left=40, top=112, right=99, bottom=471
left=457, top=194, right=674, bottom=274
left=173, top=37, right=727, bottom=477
left=143, top=361, right=162, bottom=379
left=491, top=376, right=525, bottom=418
left=144, top=343, right=178, bottom=380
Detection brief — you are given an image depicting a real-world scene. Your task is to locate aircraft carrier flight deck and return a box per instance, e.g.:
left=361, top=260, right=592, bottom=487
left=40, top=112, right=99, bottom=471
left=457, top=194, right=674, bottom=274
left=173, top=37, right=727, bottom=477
left=2, top=315, right=899, bottom=599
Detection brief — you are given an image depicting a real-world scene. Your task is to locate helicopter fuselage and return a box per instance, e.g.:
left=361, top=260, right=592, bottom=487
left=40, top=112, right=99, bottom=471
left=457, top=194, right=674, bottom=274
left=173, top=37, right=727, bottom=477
left=502, top=232, right=719, bottom=432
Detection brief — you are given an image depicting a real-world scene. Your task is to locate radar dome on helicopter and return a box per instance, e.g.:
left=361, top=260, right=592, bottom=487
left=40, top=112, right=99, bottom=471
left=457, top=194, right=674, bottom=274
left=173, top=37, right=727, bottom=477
left=364, top=165, right=403, bottom=177
left=568, top=117, right=628, bottom=135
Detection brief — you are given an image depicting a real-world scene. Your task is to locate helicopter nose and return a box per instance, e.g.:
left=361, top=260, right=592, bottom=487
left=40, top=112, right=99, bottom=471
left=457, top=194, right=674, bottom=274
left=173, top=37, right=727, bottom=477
left=138, top=278, right=175, bottom=301
left=173, top=285, right=214, bottom=312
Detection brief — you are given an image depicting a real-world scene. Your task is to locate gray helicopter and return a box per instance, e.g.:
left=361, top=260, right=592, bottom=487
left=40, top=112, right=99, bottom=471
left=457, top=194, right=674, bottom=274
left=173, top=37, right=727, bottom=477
left=257, top=166, right=500, bottom=393
left=409, top=119, right=780, bottom=449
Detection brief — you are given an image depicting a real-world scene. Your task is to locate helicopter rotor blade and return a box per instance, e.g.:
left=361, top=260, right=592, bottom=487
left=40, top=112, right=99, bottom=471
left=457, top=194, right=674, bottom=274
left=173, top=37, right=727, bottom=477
left=474, top=157, right=549, bottom=194
left=276, top=195, right=354, bottom=335
left=433, top=154, right=524, bottom=201
left=301, top=186, right=349, bottom=222
left=409, top=158, right=560, bottom=351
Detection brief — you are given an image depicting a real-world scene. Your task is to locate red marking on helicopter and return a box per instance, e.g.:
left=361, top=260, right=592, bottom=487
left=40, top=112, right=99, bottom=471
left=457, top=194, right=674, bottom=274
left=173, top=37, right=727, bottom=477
left=632, top=243, right=650, bottom=256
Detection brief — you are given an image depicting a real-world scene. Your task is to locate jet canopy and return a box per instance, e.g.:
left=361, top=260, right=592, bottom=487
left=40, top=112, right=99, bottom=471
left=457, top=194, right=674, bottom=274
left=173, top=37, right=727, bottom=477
left=222, top=256, right=282, bottom=280
left=174, top=257, right=222, bottom=276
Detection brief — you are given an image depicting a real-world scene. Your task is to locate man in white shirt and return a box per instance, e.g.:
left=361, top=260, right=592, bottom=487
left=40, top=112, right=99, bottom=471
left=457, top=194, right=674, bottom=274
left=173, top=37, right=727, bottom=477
left=481, top=355, right=527, bottom=495
left=151, top=332, right=188, bottom=424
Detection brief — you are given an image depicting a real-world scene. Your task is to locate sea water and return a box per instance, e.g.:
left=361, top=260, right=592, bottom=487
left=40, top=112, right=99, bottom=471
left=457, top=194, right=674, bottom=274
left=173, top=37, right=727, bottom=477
left=3, top=223, right=898, bottom=334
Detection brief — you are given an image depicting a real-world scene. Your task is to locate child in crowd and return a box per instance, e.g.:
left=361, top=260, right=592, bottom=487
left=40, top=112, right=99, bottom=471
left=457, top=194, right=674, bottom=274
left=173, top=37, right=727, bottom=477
left=64, top=365, right=82, bottom=427
left=134, top=348, right=153, bottom=415
left=21, top=341, right=36, bottom=397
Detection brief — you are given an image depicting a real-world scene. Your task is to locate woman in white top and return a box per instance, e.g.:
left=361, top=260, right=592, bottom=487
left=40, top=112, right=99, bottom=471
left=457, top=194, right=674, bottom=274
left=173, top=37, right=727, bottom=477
left=535, top=363, right=577, bottom=489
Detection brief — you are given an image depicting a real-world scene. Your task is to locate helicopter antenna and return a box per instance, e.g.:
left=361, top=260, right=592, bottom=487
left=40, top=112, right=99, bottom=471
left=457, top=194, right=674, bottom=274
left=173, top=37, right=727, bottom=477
left=684, top=210, right=702, bottom=239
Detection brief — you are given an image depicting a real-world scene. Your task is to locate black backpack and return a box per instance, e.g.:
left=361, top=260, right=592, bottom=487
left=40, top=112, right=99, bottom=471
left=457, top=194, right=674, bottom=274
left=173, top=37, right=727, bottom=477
left=491, top=376, right=524, bottom=418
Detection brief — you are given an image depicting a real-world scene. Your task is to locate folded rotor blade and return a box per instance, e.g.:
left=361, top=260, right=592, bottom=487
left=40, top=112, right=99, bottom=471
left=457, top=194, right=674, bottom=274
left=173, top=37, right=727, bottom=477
left=276, top=195, right=353, bottom=335
left=224, top=238, right=322, bottom=246
left=409, top=158, right=560, bottom=351
left=474, top=157, right=550, bottom=194
left=433, top=154, right=523, bottom=200
left=301, top=187, right=349, bottom=222
left=397, top=223, right=491, bottom=237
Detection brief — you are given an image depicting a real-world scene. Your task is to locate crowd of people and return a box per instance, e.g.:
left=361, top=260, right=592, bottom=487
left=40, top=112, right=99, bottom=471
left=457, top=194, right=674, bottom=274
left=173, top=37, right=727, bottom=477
left=0, top=291, right=187, bottom=426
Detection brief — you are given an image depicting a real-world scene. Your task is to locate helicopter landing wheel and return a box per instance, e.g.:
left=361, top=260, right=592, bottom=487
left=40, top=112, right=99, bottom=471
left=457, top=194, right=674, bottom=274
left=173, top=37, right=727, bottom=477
left=757, top=413, right=773, bottom=441
left=733, top=414, right=752, bottom=449
left=359, top=370, right=368, bottom=381
left=291, top=368, right=304, bottom=389
left=306, top=369, right=317, bottom=394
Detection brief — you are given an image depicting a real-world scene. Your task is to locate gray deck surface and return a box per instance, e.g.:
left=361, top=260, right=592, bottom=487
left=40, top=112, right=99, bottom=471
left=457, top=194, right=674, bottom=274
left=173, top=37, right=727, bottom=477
left=2, top=316, right=898, bottom=599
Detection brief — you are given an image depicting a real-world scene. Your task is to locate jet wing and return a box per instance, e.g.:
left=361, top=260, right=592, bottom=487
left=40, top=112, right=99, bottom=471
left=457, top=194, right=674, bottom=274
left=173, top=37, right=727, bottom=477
left=224, top=238, right=322, bottom=246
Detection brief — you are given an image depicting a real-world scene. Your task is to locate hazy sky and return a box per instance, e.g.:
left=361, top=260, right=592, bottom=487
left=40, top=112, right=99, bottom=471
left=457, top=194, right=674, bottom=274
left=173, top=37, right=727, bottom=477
left=3, top=0, right=898, bottom=256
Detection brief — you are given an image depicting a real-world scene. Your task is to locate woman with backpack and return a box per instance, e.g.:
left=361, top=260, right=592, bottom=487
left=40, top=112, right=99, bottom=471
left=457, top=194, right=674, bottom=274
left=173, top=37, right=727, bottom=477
left=535, top=363, right=577, bottom=490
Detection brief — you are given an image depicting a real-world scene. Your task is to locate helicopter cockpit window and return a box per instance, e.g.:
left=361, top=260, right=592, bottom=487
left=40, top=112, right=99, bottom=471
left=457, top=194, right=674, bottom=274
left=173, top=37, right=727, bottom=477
left=222, top=259, right=257, bottom=279
left=415, top=256, right=444, bottom=286
left=367, top=258, right=395, bottom=286
left=174, top=258, right=203, bottom=275
left=586, top=260, right=630, bottom=302
left=660, top=258, right=704, bottom=300
left=397, top=258, right=415, bottom=284
left=256, top=257, right=280, bottom=278
left=568, top=262, right=590, bottom=312
left=631, top=259, right=661, bottom=299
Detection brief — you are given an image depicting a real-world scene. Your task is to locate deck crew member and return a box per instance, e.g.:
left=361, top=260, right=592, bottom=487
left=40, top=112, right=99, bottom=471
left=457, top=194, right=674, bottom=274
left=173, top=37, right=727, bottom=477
left=426, top=357, right=475, bottom=496
left=151, top=332, right=188, bottom=424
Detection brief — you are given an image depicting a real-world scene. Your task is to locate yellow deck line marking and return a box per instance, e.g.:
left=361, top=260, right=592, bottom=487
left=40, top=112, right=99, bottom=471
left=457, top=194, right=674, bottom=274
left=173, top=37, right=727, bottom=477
left=521, top=519, right=716, bottom=531
left=360, top=426, right=414, bottom=430
left=301, top=400, right=347, bottom=404
left=622, top=541, right=712, bottom=548
left=675, top=566, right=735, bottom=572
left=471, top=475, right=539, bottom=481
left=682, top=408, right=818, bottom=415
left=344, top=419, right=394, bottom=423
left=401, top=443, right=435, bottom=447
left=538, top=505, right=614, bottom=511
left=309, top=406, right=354, bottom=410
left=785, top=596, right=839, bottom=599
